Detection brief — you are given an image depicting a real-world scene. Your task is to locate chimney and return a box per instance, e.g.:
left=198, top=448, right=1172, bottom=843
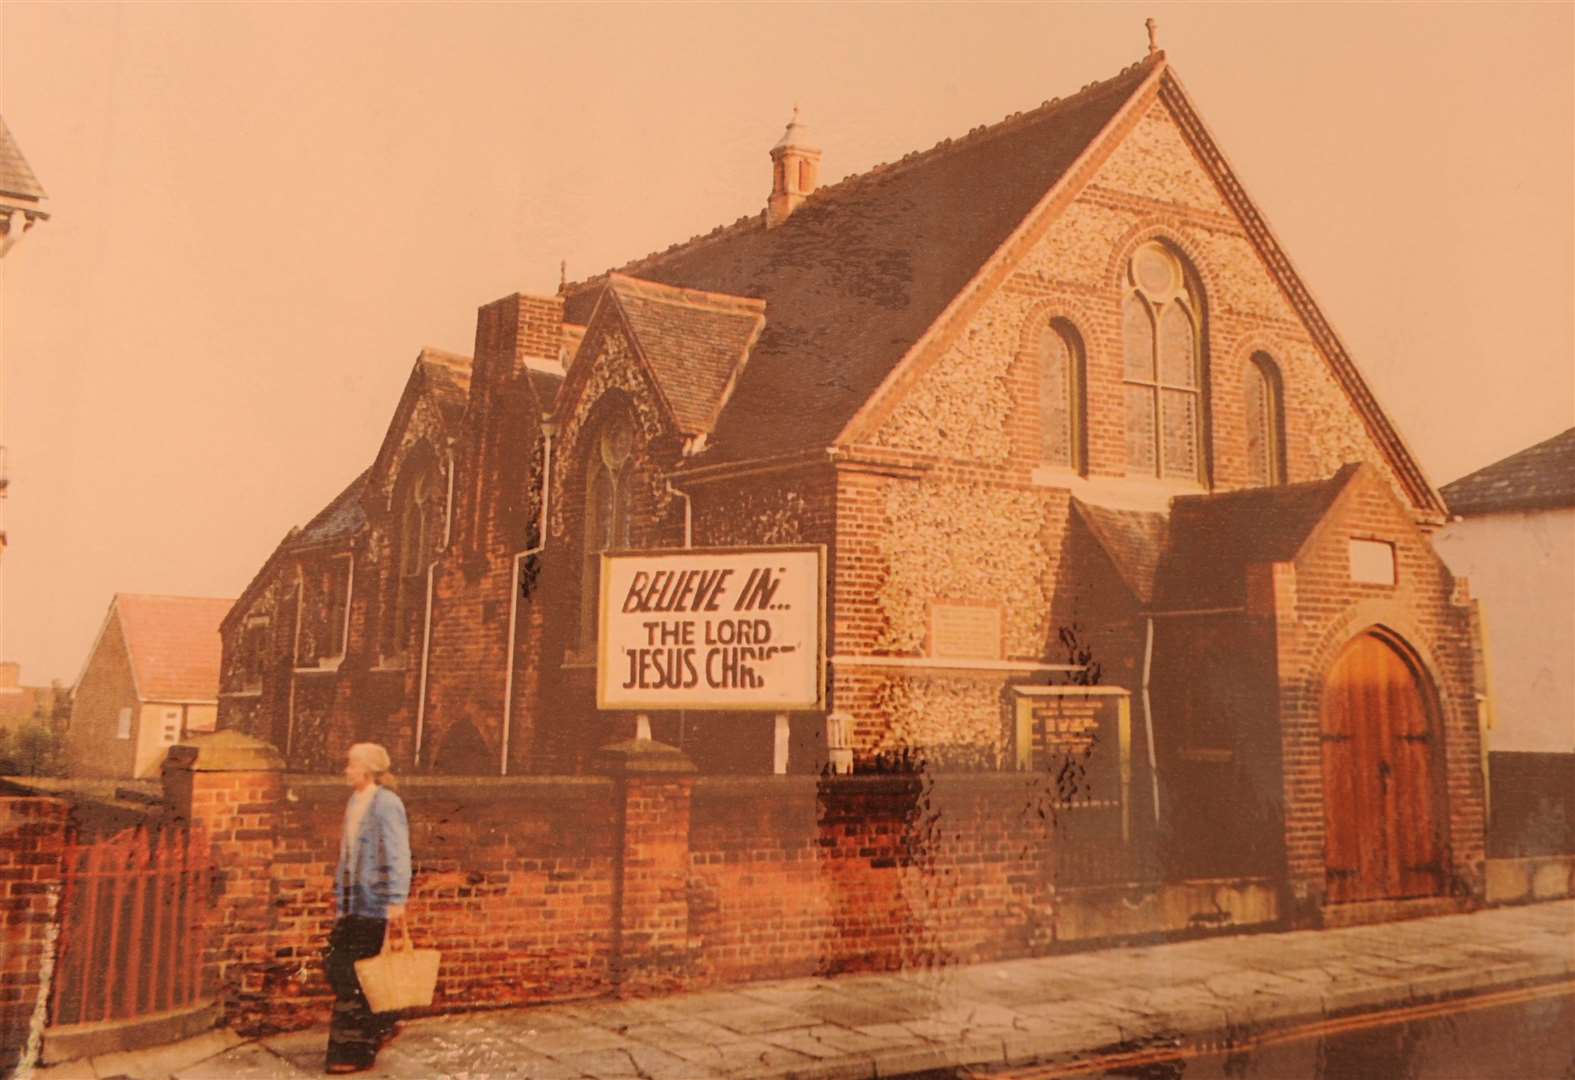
left=767, top=106, right=821, bottom=228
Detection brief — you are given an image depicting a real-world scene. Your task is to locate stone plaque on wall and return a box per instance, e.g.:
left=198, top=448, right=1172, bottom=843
left=929, top=603, right=1002, bottom=660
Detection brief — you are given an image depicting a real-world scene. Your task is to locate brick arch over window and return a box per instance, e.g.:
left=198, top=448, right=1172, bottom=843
left=1038, top=317, right=1087, bottom=474
left=1104, top=221, right=1220, bottom=316
left=1121, top=238, right=1209, bottom=482
left=1246, top=351, right=1288, bottom=486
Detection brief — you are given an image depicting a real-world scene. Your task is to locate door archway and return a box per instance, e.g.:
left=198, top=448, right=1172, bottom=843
left=1320, top=629, right=1444, bottom=902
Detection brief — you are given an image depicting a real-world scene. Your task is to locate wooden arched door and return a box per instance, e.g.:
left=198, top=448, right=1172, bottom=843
left=1320, top=631, right=1443, bottom=903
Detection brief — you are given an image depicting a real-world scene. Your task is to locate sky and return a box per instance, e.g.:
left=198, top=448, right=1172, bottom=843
left=1, top=3, right=1571, bottom=685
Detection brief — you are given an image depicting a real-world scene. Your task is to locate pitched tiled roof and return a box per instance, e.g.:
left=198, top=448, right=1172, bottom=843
left=565, top=58, right=1157, bottom=460
left=292, top=469, right=370, bottom=549
left=526, top=365, right=565, bottom=414
left=0, top=116, right=46, bottom=202
left=1072, top=501, right=1168, bottom=605
left=1441, top=427, right=1575, bottom=516
left=1154, top=467, right=1358, bottom=609
left=608, top=274, right=765, bottom=435
left=416, top=349, right=472, bottom=428
left=113, top=595, right=233, bottom=702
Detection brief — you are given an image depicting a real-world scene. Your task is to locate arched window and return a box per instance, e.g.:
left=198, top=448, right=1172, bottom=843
left=1039, top=318, right=1086, bottom=473
left=390, top=462, right=437, bottom=655
left=1246, top=352, right=1287, bottom=486
left=1123, top=242, right=1204, bottom=481
left=579, top=412, right=635, bottom=650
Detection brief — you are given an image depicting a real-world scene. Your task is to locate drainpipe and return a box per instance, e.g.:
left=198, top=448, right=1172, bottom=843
left=501, top=421, right=556, bottom=775
left=286, top=569, right=305, bottom=758
left=665, top=478, right=693, bottom=549
left=415, top=451, right=457, bottom=769
left=443, top=450, right=456, bottom=546
left=665, top=475, right=694, bottom=749
left=1141, top=615, right=1160, bottom=825
left=414, top=567, right=436, bottom=767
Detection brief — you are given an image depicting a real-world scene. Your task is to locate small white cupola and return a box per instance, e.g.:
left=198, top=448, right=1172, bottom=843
left=767, top=105, right=821, bottom=228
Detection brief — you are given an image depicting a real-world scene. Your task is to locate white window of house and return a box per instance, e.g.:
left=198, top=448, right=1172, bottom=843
left=1349, top=539, right=1397, bottom=586
left=116, top=707, right=133, bottom=740
left=160, top=708, right=181, bottom=744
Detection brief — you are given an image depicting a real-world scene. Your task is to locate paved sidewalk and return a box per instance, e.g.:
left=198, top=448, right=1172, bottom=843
left=30, top=900, right=1574, bottom=1080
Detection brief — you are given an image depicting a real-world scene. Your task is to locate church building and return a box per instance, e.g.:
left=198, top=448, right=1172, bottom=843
left=220, top=42, right=1489, bottom=915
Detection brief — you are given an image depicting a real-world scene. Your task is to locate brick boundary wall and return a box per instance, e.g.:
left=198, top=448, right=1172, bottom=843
left=1488, top=752, right=1575, bottom=858
left=160, top=732, right=1154, bottom=1035
left=0, top=797, right=67, bottom=1075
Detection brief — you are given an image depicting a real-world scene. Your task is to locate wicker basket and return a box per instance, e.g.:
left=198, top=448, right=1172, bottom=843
left=354, top=922, right=440, bottom=1013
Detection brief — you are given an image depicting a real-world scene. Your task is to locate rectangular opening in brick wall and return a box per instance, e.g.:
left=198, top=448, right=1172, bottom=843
left=1348, top=537, right=1397, bottom=585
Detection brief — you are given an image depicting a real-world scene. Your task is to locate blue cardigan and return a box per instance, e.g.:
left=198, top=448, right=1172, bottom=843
left=335, top=785, right=411, bottom=919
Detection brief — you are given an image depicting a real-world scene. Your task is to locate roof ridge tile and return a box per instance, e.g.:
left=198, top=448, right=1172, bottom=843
left=565, top=53, right=1159, bottom=293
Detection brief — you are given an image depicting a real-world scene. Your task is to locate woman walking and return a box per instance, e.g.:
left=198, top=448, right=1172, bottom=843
left=325, top=743, right=411, bottom=1074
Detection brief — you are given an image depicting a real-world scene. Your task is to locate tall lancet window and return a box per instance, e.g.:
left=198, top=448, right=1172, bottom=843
left=1123, top=242, right=1205, bottom=481
left=1246, top=352, right=1287, bottom=486
left=580, top=412, right=634, bottom=650
left=392, top=462, right=437, bottom=655
left=1039, top=318, right=1086, bottom=474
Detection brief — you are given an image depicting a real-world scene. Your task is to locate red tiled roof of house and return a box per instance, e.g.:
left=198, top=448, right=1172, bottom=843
left=113, top=594, right=233, bottom=702
left=1441, top=427, right=1575, bottom=516
left=564, top=57, right=1158, bottom=461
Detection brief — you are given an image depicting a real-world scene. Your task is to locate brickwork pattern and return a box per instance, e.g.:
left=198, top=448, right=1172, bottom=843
left=171, top=757, right=1145, bottom=1034
left=1272, top=468, right=1484, bottom=915
left=0, top=798, right=66, bottom=1074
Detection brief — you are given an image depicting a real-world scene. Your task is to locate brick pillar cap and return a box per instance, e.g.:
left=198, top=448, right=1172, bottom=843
left=165, top=730, right=285, bottom=773
left=593, top=738, right=697, bottom=777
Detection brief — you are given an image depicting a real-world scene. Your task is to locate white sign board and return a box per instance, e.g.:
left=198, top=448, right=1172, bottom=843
left=598, top=545, right=825, bottom=712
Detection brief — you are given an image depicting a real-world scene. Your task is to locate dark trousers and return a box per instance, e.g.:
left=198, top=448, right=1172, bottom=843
left=324, top=916, right=396, bottom=1069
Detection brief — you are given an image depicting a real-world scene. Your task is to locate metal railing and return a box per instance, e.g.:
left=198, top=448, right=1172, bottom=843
left=49, top=825, right=210, bottom=1027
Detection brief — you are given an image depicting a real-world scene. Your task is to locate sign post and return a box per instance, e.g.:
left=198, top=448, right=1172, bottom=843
left=598, top=545, right=826, bottom=772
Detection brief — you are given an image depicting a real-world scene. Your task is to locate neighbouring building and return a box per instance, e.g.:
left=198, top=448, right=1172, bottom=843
left=0, top=115, right=49, bottom=561
left=1437, top=427, right=1575, bottom=861
left=0, top=115, right=48, bottom=259
left=0, top=663, right=56, bottom=737
left=222, top=43, right=1490, bottom=917
left=68, top=594, right=232, bottom=778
